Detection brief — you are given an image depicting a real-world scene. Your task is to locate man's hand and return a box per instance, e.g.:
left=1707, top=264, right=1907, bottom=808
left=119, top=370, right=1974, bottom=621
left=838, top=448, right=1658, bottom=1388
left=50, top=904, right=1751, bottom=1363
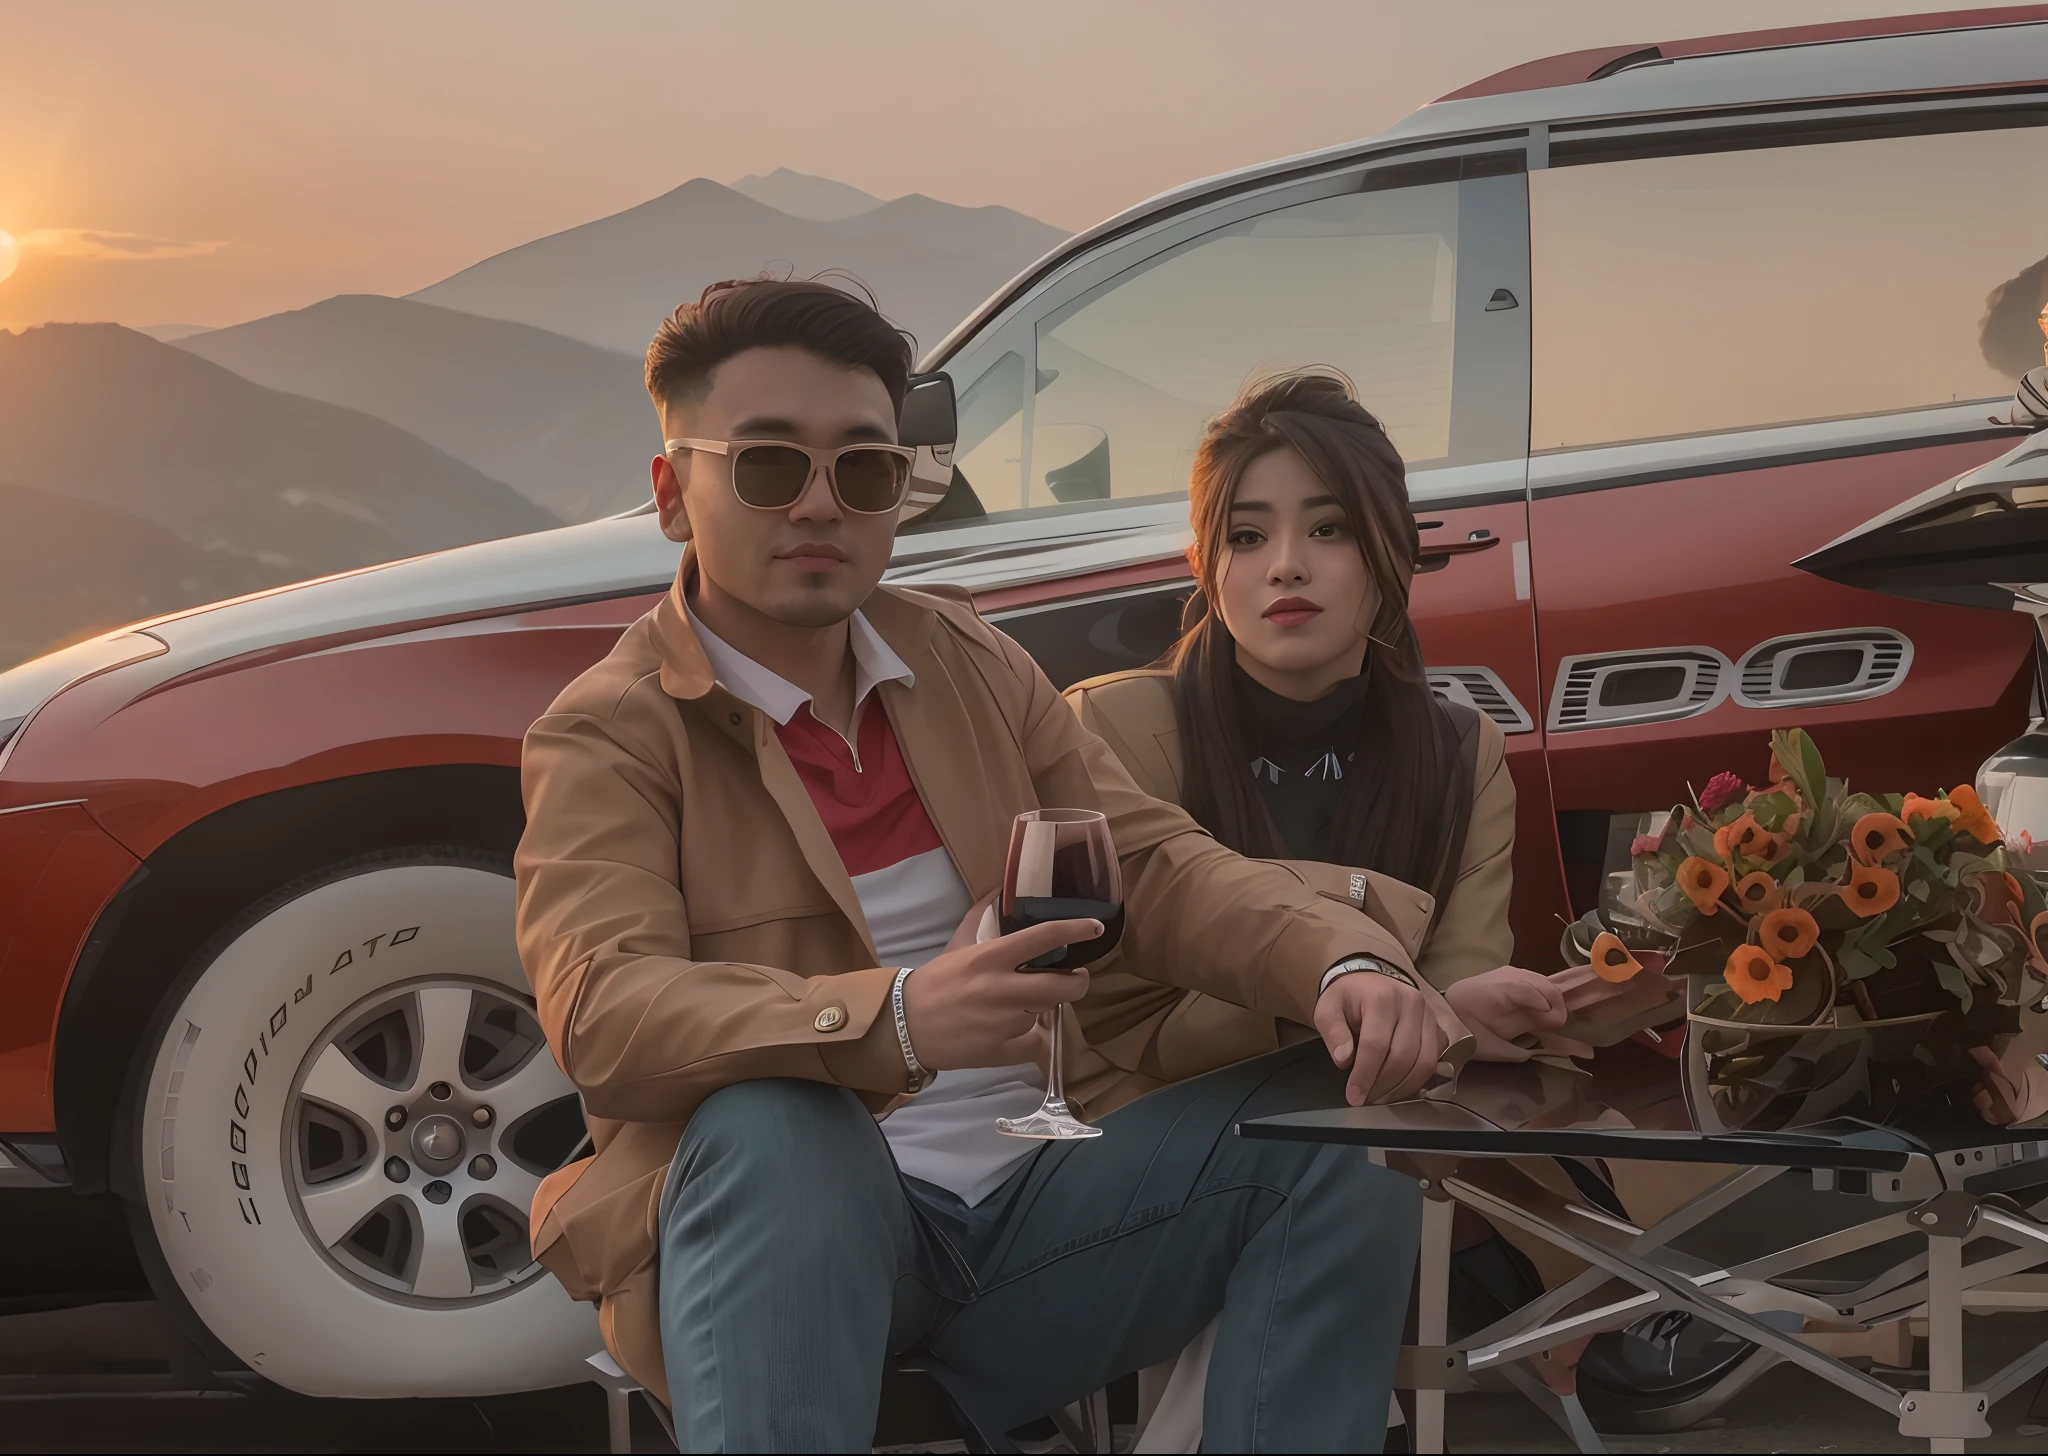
left=899, top=917, right=1099, bottom=1072
left=1313, top=971, right=1447, bottom=1106
left=1445, top=966, right=1595, bottom=1063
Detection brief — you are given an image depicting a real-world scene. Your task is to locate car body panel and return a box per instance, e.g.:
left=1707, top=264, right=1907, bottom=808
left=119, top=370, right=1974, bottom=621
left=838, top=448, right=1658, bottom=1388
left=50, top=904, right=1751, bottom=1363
left=1437, top=6, right=2048, bottom=103
left=0, top=804, right=138, bottom=1130
left=1529, top=433, right=2036, bottom=816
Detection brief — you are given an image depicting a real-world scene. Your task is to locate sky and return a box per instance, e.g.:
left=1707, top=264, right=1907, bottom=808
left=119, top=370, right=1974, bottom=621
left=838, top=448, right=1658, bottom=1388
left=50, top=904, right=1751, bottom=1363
left=0, top=0, right=1966, bottom=331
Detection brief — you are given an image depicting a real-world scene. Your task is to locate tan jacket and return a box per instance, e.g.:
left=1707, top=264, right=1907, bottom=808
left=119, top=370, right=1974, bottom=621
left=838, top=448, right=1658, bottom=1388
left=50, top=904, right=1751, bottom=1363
left=1062, top=669, right=1515, bottom=1107
left=514, top=568, right=1446, bottom=1399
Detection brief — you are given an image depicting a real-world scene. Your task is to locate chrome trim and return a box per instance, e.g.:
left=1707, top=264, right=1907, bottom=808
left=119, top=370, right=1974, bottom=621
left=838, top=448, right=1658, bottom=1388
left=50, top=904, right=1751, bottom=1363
left=1732, top=628, right=1912, bottom=710
left=1427, top=668, right=1536, bottom=736
left=1530, top=402, right=2018, bottom=497
left=1547, top=646, right=1734, bottom=733
left=0, top=798, right=88, bottom=818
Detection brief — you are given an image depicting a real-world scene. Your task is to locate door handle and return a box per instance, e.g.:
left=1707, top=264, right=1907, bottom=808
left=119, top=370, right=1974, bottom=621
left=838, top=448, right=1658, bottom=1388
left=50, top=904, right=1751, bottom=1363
left=1415, top=534, right=1503, bottom=572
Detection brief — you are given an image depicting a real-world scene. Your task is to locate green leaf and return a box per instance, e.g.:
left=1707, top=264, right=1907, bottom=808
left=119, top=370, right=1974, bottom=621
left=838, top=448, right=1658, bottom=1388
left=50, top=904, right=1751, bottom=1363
left=1837, top=943, right=1878, bottom=980
left=1932, top=958, right=1975, bottom=1013
left=1883, top=792, right=1905, bottom=816
left=1771, top=728, right=1828, bottom=809
left=1914, top=1044, right=1941, bottom=1067
left=1749, top=791, right=1796, bottom=831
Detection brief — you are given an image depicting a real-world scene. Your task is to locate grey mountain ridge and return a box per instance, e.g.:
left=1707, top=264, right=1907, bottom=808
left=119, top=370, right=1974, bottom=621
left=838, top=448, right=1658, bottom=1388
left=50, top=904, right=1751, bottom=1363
left=729, top=168, right=885, bottom=221
left=0, top=323, right=554, bottom=583
left=179, top=295, right=659, bottom=522
left=407, top=176, right=1069, bottom=356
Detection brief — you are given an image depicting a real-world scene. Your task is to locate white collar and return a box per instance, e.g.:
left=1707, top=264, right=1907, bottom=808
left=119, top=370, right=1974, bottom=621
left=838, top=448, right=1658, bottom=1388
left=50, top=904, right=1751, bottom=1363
left=684, top=597, right=915, bottom=728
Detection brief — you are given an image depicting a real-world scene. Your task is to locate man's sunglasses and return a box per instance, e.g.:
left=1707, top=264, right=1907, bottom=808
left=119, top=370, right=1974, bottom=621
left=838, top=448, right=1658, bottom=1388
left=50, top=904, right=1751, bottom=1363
left=664, top=438, right=917, bottom=516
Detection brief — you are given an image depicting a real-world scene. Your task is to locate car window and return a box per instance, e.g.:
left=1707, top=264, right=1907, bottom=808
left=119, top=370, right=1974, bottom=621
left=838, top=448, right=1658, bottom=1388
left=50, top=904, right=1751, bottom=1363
left=944, top=180, right=1465, bottom=524
left=1530, top=122, right=2048, bottom=451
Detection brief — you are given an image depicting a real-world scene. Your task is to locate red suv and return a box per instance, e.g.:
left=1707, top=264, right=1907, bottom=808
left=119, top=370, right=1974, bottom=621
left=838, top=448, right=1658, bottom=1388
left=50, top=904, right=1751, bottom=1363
left=5, top=7, right=2047, bottom=1400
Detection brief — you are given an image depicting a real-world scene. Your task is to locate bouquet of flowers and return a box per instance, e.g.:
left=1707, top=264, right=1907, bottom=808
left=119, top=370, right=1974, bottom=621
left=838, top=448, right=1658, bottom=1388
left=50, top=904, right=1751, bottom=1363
left=1622, top=728, right=2048, bottom=1130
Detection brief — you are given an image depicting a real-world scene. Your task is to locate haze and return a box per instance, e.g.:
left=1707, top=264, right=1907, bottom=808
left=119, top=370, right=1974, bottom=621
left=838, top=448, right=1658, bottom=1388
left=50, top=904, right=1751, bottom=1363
left=0, top=0, right=1955, bottom=332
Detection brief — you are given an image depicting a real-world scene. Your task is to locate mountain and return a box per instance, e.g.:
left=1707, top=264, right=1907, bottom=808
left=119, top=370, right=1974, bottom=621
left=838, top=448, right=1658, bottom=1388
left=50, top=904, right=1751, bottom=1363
left=730, top=169, right=884, bottom=221
left=178, top=295, right=657, bottom=521
left=0, top=324, right=557, bottom=582
left=0, top=482, right=280, bottom=670
left=135, top=323, right=216, bottom=342
left=407, top=177, right=1069, bottom=359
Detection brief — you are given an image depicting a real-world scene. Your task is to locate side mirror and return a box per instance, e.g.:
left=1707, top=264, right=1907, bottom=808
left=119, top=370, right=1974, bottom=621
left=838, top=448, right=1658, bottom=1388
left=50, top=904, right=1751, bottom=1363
left=898, top=372, right=957, bottom=449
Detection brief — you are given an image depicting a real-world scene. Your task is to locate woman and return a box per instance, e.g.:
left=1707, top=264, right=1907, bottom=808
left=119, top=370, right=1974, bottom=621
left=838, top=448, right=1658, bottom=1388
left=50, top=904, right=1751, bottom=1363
left=1065, top=370, right=1580, bottom=1080
left=1067, top=372, right=1791, bottom=1438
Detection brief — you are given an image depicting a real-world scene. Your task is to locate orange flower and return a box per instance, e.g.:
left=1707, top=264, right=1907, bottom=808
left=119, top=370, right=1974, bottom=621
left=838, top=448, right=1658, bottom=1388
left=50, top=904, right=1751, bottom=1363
left=1733, top=871, right=1781, bottom=915
left=1758, top=906, right=1819, bottom=960
left=1843, top=859, right=1901, bottom=917
left=1902, top=793, right=1960, bottom=827
left=1678, top=857, right=1730, bottom=915
left=1981, top=871, right=2025, bottom=926
left=1725, top=944, right=1794, bottom=1004
left=1849, top=812, right=1912, bottom=865
left=1949, top=784, right=2001, bottom=845
left=1587, top=931, right=1645, bottom=983
left=1713, top=812, right=1780, bottom=864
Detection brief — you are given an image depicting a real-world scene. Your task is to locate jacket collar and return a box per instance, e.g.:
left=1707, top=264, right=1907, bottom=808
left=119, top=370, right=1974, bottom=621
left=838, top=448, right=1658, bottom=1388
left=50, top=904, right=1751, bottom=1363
left=654, top=548, right=938, bottom=706
left=650, top=551, right=968, bottom=961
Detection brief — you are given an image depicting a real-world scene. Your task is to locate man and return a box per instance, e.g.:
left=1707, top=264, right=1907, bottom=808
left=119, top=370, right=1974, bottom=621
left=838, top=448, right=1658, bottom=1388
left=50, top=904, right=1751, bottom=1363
left=516, top=278, right=1454, bottom=1452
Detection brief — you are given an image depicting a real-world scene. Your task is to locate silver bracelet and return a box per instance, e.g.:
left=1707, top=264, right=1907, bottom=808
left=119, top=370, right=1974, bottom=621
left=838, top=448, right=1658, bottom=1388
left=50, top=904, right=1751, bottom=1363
left=891, top=966, right=936, bottom=1093
left=1319, top=955, right=1418, bottom=996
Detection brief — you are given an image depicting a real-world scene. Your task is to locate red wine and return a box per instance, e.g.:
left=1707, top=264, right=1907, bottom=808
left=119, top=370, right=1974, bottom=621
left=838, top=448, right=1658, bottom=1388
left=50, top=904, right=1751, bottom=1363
left=1000, top=896, right=1126, bottom=971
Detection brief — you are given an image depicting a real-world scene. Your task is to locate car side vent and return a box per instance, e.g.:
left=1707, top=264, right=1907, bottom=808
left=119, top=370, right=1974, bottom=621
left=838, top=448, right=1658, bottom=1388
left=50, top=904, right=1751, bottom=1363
left=1548, top=647, right=1731, bottom=732
left=1733, top=629, right=1911, bottom=710
left=1427, top=667, right=1535, bottom=735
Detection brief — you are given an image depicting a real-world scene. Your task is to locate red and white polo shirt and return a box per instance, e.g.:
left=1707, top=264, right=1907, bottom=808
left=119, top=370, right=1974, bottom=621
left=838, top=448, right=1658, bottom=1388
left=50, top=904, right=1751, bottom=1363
left=688, top=604, right=1041, bottom=1204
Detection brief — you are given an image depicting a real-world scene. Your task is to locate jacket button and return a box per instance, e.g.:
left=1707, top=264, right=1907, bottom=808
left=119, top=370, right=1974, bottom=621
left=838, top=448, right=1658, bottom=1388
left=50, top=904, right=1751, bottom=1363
left=814, top=1005, right=846, bottom=1032
left=729, top=712, right=742, bottom=726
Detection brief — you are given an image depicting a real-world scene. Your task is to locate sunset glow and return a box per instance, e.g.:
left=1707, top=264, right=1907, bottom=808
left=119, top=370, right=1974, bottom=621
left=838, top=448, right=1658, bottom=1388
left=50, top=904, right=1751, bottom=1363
left=0, top=232, right=18, bottom=285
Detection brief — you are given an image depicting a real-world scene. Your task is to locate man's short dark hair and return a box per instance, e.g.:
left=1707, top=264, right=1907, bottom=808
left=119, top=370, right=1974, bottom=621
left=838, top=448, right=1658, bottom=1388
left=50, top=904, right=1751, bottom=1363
left=645, top=277, right=915, bottom=415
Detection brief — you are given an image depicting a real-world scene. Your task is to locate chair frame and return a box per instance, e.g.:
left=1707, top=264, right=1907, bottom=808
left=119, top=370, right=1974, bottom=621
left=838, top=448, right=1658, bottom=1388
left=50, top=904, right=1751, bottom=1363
left=1241, top=1116, right=2048, bottom=1454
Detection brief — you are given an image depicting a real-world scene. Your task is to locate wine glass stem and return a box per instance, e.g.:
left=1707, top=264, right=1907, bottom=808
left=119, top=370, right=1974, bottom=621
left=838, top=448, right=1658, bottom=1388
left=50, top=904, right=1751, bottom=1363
left=1043, top=1010, right=1070, bottom=1113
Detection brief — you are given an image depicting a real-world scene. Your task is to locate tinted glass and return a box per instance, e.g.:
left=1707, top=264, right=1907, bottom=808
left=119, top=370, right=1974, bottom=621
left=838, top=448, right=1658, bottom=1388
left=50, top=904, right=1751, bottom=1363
left=1530, top=124, right=2048, bottom=451
left=730, top=445, right=814, bottom=507
left=950, top=182, right=1463, bottom=519
left=833, top=448, right=910, bottom=513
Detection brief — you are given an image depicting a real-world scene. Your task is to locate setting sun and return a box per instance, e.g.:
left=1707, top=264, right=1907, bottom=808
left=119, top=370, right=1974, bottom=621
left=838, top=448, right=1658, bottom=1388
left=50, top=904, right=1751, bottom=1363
left=0, top=231, right=18, bottom=285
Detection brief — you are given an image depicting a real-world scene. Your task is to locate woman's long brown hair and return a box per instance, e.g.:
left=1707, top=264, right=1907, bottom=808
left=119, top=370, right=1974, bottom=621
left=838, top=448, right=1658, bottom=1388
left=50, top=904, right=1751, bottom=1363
left=1168, top=370, right=1474, bottom=907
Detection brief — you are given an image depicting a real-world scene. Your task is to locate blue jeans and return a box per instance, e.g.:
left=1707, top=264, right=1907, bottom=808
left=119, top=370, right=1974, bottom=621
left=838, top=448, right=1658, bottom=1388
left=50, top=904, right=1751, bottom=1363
left=657, top=1043, right=1421, bottom=1452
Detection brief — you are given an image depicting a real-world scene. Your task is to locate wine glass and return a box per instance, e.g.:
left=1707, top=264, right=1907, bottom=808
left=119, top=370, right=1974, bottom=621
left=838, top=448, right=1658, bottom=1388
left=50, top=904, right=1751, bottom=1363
left=994, top=808, right=1123, bottom=1141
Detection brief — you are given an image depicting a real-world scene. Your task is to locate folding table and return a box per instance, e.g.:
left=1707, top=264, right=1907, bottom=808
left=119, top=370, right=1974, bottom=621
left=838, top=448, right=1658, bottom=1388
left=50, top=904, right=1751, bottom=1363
left=1241, top=1074, right=2048, bottom=1454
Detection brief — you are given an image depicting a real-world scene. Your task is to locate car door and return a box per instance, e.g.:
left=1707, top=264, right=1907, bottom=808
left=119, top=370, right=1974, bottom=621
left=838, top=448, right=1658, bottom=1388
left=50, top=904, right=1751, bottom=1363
left=911, top=152, right=1569, bottom=961
left=1524, top=105, right=2048, bottom=913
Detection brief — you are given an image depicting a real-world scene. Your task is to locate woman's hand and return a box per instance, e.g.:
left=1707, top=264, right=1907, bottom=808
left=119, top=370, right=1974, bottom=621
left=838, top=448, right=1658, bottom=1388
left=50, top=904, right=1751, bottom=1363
left=1970, top=1044, right=2048, bottom=1125
left=1445, top=967, right=1594, bottom=1063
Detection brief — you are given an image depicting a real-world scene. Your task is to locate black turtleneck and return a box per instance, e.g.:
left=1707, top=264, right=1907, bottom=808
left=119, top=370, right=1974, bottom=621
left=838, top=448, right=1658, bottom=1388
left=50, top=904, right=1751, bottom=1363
left=1233, top=663, right=1368, bottom=861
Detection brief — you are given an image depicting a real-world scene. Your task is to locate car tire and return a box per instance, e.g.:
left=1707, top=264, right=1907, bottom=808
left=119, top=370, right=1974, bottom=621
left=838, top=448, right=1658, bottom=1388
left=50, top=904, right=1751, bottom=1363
left=125, top=847, right=601, bottom=1397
